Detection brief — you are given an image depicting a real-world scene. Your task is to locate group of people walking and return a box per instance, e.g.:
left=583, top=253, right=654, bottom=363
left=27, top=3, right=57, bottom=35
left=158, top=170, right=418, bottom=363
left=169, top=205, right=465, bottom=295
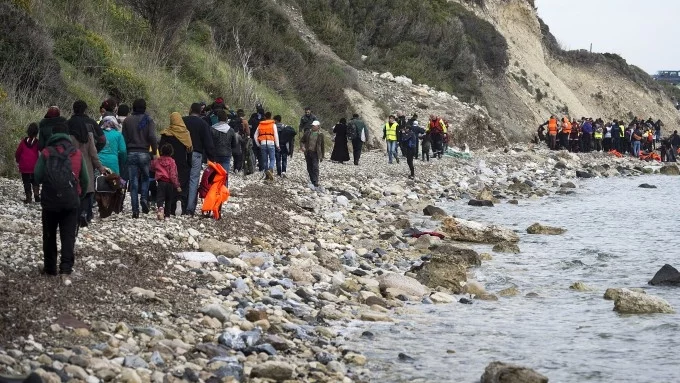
left=537, top=115, right=667, bottom=158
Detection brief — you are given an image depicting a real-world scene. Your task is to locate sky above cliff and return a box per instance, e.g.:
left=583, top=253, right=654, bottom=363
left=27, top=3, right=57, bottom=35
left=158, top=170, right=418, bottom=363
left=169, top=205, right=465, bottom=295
left=536, top=0, right=677, bottom=74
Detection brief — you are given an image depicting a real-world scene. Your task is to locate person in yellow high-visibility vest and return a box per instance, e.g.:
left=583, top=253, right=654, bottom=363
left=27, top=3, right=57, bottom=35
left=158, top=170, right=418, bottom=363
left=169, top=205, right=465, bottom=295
left=383, top=115, right=400, bottom=164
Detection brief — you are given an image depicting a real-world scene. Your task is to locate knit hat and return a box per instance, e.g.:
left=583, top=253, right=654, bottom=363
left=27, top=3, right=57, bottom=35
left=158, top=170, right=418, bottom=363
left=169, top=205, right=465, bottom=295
left=214, top=97, right=225, bottom=106
left=45, top=106, right=60, bottom=118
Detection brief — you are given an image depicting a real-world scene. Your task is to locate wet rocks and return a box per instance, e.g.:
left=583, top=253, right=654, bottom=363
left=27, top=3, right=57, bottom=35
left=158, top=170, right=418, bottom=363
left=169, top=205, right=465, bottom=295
left=569, top=281, right=592, bottom=292
left=442, top=217, right=519, bottom=244
left=378, top=273, right=429, bottom=298
left=468, top=199, right=494, bottom=207
left=613, top=289, right=675, bottom=314
left=423, top=205, right=447, bottom=218
left=498, top=286, right=520, bottom=297
left=414, top=253, right=468, bottom=293
left=604, top=287, right=645, bottom=301
left=659, top=165, right=680, bottom=175
left=492, top=241, right=520, bottom=254
left=576, top=170, right=594, bottom=178
left=250, top=361, right=294, bottom=381
left=526, top=223, right=566, bottom=235
left=481, top=361, right=549, bottom=383
left=638, top=183, right=657, bottom=189
left=430, top=291, right=454, bottom=303
left=648, top=264, right=680, bottom=286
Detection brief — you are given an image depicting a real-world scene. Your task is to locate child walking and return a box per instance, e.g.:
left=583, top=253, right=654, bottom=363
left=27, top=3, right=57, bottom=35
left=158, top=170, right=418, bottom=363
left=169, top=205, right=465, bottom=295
left=15, top=123, right=41, bottom=203
left=151, top=144, right=181, bottom=220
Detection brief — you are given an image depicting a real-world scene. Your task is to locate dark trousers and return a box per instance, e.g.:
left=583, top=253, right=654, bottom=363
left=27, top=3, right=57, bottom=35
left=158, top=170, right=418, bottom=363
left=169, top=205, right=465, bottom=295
left=233, top=153, right=243, bottom=172
left=42, top=208, right=79, bottom=275
left=252, top=138, right=263, bottom=171
left=276, top=150, right=288, bottom=175
left=549, top=134, right=557, bottom=150
left=582, top=134, right=592, bottom=152
left=352, top=140, right=363, bottom=165
left=80, top=192, right=94, bottom=222
left=21, top=173, right=39, bottom=201
left=156, top=181, right=175, bottom=216
left=612, top=138, right=620, bottom=152
left=594, top=139, right=602, bottom=152
left=406, top=147, right=415, bottom=176
left=305, top=152, right=320, bottom=187
left=432, top=134, right=443, bottom=158
left=421, top=143, right=430, bottom=161
left=603, top=138, right=612, bottom=152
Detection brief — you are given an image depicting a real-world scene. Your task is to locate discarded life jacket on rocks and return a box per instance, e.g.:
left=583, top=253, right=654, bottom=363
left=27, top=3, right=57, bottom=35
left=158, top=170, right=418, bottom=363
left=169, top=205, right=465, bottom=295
left=608, top=149, right=623, bottom=158
left=201, top=161, right=230, bottom=220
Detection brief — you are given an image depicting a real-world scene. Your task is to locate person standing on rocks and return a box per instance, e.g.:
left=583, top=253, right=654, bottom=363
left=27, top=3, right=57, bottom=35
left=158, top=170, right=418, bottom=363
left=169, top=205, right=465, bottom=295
left=34, top=121, right=88, bottom=278
left=184, top=102, right=214, bottom=216
left=151, top=143, right=182, bottom=220
left=631, top=124, right=643, bottom=157
left=122, top=99, right=157, bottom=219
left=300, top=120, right=325, bottom=189
left=418, top=122, right=431, bottom=161
left=546, top=115, right=558, bottom=150
left=581, top=118, right=593, bottom=153
left=560, top=117, right=572, bottom=150
left=426, top=115, right=446, bottom=159
left=254, top=111, right=280, bottom=181
left=407, top=113, right=421, bottom=158
left=299, top=106, right=317, bottom=134
left=68, top=100, right=110, bottom=227
left=331, top=118, right=350, bottom=164
left=611, top=120, right=622, bottom=153
left=97, top=116, right=126, bottom=175
left=348, top=113, right=368, bottom=166
left=38, top=106, right=67, bottom=150
left=159, top=112, right=192, bottom=214
left=274, top=115, right=296, bottom=177
left=210, top=109, right=239, bottom=180
left=383, top=115, right=400, bottom=164
left=400, top=123, right=417, bottom=179
left=396, top=111, right=408, bottom=157
left=15, top=123, right=40, bottom=203
left=249, top=102, right=266, bottom=171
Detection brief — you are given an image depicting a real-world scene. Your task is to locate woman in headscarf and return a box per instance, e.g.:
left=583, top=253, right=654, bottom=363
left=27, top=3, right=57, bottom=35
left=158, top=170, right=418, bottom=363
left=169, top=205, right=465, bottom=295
left=97, top=116, right=127, bottom=175
left=159, top=112, right=192, bottom=215
left=330, top=118, right=350, bottom=164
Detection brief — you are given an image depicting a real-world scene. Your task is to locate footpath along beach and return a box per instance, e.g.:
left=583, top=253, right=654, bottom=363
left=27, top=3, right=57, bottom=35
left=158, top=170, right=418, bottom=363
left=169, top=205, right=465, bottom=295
left=0, top=147, right=676, bottom=383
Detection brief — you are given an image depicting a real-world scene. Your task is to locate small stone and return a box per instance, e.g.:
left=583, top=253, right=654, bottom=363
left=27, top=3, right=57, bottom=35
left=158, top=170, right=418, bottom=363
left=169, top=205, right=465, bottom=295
left=123, top=355, right=148, bottom=369
left=344, top=353, right=367, bottom=366
left=200, top=304, right=231, bottom=323
left=360, top=312, right=393, bottom=322
left=120, top=368, right=142, bottom=383
left=430, top=291, right=454, bottom=304
left=74, top=328, right=90, bottom=337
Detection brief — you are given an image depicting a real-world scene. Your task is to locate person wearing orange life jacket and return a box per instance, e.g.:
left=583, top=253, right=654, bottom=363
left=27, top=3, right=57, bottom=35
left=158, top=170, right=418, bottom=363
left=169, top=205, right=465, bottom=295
left=427, top=115, right=447, bottom=159
left=545, top=115, right=558, bottom=150
left=560, top=116, right=571, bottom=150
left=254, top=111, right=280, bottom=181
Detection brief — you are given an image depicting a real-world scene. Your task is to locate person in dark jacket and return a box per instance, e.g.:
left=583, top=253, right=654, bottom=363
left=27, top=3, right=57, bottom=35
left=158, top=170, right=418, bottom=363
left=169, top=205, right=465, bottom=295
left=275, top=115, right=296, bottom=176
left=184, top=102, right=214, bottom=216
left=122, top=99, right=157, bottom=218
left=400, top=123, right=417, bottom=179
left=38, top=106, right=67, bottom=150
left=331, top=118, right=350, bottom=164
left=300, top=121, right=325, bottom=189
left=34, top=122, right=89, bottom=279
left=249, top=103, right=266, bottom=171
left=159, top=112, right=192, bottom=215
left=349, top=114, right=368, bottom=166
left=210, top=110, right=238, bottom=184
left=232, top=109, right=250, bottom=174
left=396, top=111, right=408, bottom=157
left=299, top=107, right=317, bottom=134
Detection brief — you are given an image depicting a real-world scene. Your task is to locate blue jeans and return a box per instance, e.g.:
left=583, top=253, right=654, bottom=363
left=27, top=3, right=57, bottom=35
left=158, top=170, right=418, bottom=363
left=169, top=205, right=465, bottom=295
left=127, top=152, right=150, bottom=213
left=215, top=156, right=231, bottom=186
left=632, top=141, right=641, bottom=157
left=186, top=151, right=204, bottom=213
left=260, top=144, right=276, bottom=172
left=387, top=140, right=399, bottom=163
left=276, top=150, right=288, bottom=175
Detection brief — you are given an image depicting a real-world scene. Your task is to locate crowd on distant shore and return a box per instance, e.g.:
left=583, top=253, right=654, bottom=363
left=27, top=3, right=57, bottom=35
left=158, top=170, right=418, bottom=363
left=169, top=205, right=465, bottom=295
left=535, top=115, right=680, bottom=161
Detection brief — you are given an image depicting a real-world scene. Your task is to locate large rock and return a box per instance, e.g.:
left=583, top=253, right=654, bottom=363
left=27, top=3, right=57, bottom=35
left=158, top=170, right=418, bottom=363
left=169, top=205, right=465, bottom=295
left=199, top=238, right=242, bottom=258
left=250, top=361, right=294, bottom=381
left=316, top=250, right=343, bottom=272
left=659, top=165, right=680, bottom=175
left=378, top=273, right=429, bottom=298
left=526, top=223, right=566, bottom=235
left=468, top=199, right=494, bottom=207
left=481, top=361, right=549, bottom=383
left=492, top=241, right=520, bottom=254
left=432, top=244, right=481, bottom=266
left=648, top=264, right=680, bottom=286
left=423, top=205, right=447, bottom=218
left=413, top=253, right=469, bottom=294
left=613, top=289, right=675, bottom=314
left=442, top=217, right=519, bottom=244
left=604, top=287, right=645, bottom=301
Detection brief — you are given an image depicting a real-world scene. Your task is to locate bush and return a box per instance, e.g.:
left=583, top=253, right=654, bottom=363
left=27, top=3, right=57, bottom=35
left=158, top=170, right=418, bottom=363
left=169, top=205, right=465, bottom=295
left=0, top=2, right=64, bottom=101
left=99, top=66, right=148, bottom=102
left=53, top=24, right=112, bottom=74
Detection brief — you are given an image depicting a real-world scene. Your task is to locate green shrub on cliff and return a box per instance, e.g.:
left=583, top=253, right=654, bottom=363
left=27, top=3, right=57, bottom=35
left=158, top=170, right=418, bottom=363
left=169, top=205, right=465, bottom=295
left=53, top=24, right=112, bottom=74
left=99, top=67, right=149, bottom=102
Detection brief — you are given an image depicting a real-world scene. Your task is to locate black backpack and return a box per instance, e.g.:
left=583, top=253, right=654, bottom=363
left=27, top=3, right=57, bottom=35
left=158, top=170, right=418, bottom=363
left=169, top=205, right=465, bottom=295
left=347, top=120, right=358, bottom=141
left=41, top=144, right=80, bottom=211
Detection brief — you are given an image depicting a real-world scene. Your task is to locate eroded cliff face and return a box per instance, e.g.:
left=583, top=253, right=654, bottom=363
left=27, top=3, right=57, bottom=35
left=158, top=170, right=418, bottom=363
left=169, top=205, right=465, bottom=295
left=464, top=0, right=679, bottom=136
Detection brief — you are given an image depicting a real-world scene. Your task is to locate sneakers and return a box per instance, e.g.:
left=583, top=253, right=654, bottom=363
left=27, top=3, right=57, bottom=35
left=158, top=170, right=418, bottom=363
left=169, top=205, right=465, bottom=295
left=157, top=207, right=165, bottom=220
left=141, top=200, right=150, bottom=214
left=132, top=212, right=140, bottom=219
left=265, top=169, right=274, bottom=181
left=395, top=156, right=400, bottom=164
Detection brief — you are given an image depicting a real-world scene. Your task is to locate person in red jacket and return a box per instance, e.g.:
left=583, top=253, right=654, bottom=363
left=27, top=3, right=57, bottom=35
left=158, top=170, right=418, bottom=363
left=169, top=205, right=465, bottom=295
left=15, top=123, right=41, bottom=203
left=151, top=143, right=181, bottom=220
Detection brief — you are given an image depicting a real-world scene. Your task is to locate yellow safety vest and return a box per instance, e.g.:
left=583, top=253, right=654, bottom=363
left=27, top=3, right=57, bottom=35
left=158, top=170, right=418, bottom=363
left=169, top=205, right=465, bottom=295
left=619, top=125, right=625, bottom=137
left=594, top=131, right=603, bottom=139
left=385, top=122, right=399, bottom=141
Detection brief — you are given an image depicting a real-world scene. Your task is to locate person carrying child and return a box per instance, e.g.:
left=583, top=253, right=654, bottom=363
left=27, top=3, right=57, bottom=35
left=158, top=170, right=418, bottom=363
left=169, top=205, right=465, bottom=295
left=15, top=123, right=41, bottom=203
left=151, top=144, right=181, bottom=220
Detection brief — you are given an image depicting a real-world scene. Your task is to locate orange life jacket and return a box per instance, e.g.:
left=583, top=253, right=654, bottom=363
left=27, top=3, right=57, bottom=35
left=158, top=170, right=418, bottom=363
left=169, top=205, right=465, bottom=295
left=562, top=120, right=572, bottom=134
left=201, top=161, right=230, bottom=220
left=548, top=118, right=558, bottom=134
left=257, top=120, right=276, bottom=143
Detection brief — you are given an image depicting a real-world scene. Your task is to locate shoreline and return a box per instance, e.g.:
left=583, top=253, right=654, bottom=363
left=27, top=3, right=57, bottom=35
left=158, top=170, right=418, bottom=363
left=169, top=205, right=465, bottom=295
left=0, top=146, right=671, bottom=382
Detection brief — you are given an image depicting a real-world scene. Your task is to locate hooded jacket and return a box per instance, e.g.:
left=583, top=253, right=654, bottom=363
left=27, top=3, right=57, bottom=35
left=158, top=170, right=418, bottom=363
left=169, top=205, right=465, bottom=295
left=211, top=122, right=239, bottom=158
left=34, top=133, right=89, bottom=198
left=38, top=116, right=68, bottom=150
left=15, top=137, right=40, bottom=174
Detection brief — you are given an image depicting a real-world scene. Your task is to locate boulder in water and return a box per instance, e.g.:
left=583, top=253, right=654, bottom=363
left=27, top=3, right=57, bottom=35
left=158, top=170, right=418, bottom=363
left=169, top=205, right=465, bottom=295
left=638, top=183, right=657, bottom=189
left=659, top=165, right=680, bottom=175
left=576, top=170, right=594, bottom=178
left=492, top=241, right=520, bottom=254
left=378, top=273, right=429, bottom=298
left=526, top=223, right=566, bottom=235
left=569, top=281, right=592, bottom=291
left=481, top=361, right=549, bottom=383
left=442, top=217, right=519, bottom=244
left=613, top=289, right=675, bottom=314
left=413, top=247, right=480, bottom=293
left=468, top=199, right=494, bottom=207
left=604, top=287, right=646, bottom=301
left=648, top=264, right=680, bottom=286
left=423, top=205, right=447, bottom=218
left=477, top=188, right=494, bottom=202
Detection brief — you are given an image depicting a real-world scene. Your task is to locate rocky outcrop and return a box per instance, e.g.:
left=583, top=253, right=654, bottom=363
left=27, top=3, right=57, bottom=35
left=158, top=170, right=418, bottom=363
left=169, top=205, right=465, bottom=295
left=526, top=223, right=566, bottom=235
left=423, top=205, right=447, bottom=218
left=659, top=165, right=680, bottom=175
left=613, top=289, right=675, bottom=314
left=492, top=241, right=520, bottom=254
left=413, top=246, right=482, bottom=293
left=648, top=264, right=680, bottom=286
left=468, top=199, right=494, bottom=207
left=442, top=218, right=519, bottom=244
left=604, top=287, right=645, bottom=301
left=481, top=361, right=549, bottom=383
left=377, top=273, right=429, bottom=298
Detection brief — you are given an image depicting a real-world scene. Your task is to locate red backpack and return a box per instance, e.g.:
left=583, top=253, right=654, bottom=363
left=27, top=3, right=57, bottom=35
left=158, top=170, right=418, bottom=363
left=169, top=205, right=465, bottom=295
left=198, top=167, right=216, bottom=199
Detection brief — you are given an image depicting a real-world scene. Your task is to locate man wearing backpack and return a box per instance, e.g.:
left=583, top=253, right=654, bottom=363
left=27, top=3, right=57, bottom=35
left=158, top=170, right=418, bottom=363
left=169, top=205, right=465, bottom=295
left=34, top=122, right=88, bottom=278
left=274, top=115, right=296, bottom=177
left=348, top=114, right=368, bottom=166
